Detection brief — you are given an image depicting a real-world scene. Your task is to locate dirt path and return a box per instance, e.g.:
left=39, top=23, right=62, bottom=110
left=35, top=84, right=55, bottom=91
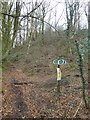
left=2, top=65, right=89, bottom=118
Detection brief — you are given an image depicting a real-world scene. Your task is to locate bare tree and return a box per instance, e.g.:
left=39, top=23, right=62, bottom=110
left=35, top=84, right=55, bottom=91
left=65, top=0, right=88, bottom=108
left=1, top=2, right=21, bottom=60
left=41, top=3, right=45, bottom=42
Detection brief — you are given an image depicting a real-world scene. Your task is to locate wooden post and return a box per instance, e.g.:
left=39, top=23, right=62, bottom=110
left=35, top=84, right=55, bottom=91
left=57, top=64, right=61, bottom=94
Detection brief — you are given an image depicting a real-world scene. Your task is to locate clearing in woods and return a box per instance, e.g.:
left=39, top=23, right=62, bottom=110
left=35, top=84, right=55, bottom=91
left=2, top=63, right=89, bottom=118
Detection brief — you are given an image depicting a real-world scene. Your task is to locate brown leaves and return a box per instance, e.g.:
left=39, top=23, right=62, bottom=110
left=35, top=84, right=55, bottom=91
left=2, top=67, right=89, bottom=118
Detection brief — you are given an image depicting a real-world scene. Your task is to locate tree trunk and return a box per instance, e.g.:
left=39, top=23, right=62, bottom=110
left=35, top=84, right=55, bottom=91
left=75, top=39, right=88, bottom=109
left=88, top=1, right=90, bottom=109
left=41, top=5, right=45, bottom=43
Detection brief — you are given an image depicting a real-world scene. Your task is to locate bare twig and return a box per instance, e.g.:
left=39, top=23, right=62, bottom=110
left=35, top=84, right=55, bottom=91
left=1, top=1, right=43, bottom=19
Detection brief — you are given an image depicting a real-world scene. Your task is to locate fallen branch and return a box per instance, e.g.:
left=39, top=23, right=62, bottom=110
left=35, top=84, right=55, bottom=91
left=73, top=100, right=82, bottom=118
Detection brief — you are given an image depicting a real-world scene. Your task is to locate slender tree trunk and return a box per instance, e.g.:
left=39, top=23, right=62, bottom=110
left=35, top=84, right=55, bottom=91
left=30, top=1, right=35, bottom=41
left=65, top=1, right=73, bottom=56
left=88, top=1, right=90, bottom=109
left=75, top=39, right=88, bottom=108
left=35, top=1, right=38, bottom=40
left=26, top=14, right=29, bottom=39
left=42, top=18, right=44, bottom=42
left=41, top=5, right=45, bottom=43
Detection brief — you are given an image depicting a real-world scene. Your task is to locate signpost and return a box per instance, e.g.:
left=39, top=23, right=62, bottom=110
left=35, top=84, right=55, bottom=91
left=53, top=59, right=67, bottom=65
left=53, top=59, right=67, bottom=95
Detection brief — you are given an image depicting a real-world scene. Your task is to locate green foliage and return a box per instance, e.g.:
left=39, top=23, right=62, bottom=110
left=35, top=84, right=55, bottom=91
left=11, top=53, right=19, bottom=62
left=66, top=63, right=78, bottom=71
left=2, top=52, right=20, bottom=72
left=2, top=59, right=11, bottom=72
left=79, top=37, right=88, bottom=60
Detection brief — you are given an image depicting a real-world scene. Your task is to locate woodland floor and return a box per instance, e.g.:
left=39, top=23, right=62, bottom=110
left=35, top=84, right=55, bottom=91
left=2, top=63, right=90, bottom=119
left=1, top=43, right=89, bottom=119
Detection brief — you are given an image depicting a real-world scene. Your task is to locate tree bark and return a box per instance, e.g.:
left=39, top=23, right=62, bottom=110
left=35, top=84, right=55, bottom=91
left=88, top=1, right=90, bottom=109
left=75, top=39, right=88, bottom=108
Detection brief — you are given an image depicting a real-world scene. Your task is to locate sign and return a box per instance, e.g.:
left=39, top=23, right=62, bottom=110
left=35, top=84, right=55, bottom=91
left=57, top=68, right=61, bottom=80
left=53, top=59, right=67, bottom=65
left=53, top=60, right=58, bottom=64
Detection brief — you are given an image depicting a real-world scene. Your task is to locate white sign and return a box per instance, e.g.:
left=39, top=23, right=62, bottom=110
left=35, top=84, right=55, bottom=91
left=53, top=59, right=67, bottom=65
left=57, top=68, right=61, bottom=80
